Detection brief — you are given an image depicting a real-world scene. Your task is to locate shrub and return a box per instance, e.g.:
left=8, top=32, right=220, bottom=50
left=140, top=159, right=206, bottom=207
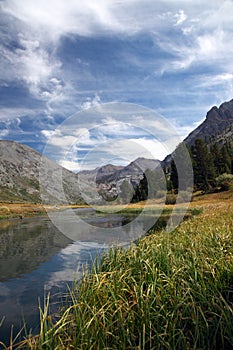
left=165, top=193, right=177, bottom=204
left=215, top=173, right=233, bottom=191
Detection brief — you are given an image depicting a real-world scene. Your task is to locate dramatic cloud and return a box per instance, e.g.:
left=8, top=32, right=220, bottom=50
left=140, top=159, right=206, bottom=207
left=1, top=0, right=233, bottom=168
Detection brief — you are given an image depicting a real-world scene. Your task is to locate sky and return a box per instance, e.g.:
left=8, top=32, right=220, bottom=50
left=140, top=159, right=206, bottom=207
left=0, top=0, right=233, bottom=171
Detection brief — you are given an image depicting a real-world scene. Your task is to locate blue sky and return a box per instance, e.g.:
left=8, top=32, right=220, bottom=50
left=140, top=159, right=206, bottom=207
left=0, top=0, right=233, bottom=171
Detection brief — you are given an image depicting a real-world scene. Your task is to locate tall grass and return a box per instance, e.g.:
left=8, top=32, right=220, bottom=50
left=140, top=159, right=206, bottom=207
left=9, top=205, right=233, bottom=349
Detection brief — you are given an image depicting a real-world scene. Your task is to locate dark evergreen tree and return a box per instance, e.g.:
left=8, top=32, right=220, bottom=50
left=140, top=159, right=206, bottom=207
left=170, top=159, right=178, bottom=190
left=220, top=145, right=231, bottom=174
left=210, top=143, right=221, bottom=176
left=144, top=168, right=165, bottom=198
left=192, top=139, right=215, bottom=191
left=138, top=175, right=148, bottom=201
left=170, top=142, right=193, bottom=191
left=131, top=175, right=148, bottom=202
left=131, top=167, right=166, bottom=202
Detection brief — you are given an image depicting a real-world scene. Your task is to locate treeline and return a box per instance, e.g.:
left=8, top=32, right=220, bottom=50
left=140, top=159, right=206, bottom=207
left=170, top=139, right=233, bottom=192
left=131, top=139, right=233, bottom=202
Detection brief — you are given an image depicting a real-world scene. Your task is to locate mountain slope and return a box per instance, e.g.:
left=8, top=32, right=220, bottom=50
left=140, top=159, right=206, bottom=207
left=80, top=157, right=160, bottom=184
left=0, top=140, right=82, bottom=203
left=184, top=99, right=233, bottom=146
left=78, top=157, right=161, bottom=203
left=1, top=99, right=233, bottom=204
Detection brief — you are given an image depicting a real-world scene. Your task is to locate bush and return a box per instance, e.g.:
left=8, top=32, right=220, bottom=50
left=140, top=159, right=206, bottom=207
left=165, top=191, right=193, bottom=204
left=165, top=193, right=177, bottom=204
left=215, top=173, right=233, bottom=191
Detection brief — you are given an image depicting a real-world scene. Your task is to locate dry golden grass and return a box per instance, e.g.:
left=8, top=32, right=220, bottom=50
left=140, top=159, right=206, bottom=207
left=12, top=190, right=233, bottom=350
left=0, top=202, right=46, bottom=217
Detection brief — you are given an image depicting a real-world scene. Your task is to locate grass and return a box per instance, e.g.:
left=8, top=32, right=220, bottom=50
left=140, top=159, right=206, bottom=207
left=7, top=198, right=233, bottom=350
left=0, top=203, right=47, bottom=220
left=0, top=202, right=88, bottom=221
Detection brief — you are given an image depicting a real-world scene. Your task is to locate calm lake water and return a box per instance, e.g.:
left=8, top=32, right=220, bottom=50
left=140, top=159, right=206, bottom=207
left=0, top=208, right=159, bottom=345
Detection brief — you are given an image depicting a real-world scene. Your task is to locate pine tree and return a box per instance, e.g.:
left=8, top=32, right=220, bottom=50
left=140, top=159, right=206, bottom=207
left=170, top=159, right=178, bottom=190
left=144, top=168, right=165, bottom=198
left=131, top=175, right=148, bottom=203
left=210, top=143, right=221, bottom=176
left=220, top=145, right=231, bottom=174
left=192, top=139, right=215, bottom=191
left=170, top=142, right=193, bottom=191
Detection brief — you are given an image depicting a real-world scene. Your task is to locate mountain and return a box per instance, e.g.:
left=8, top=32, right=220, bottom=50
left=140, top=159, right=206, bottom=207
left=1, top=99, right=232, bottom=204
left=80, top=158, right=160, bottom=183
left=78, top=157, right=160, bottom=203
left=0, top=140, right=82, bottom=203
left=0, top=140, right=160, bottom=204
left=184, top=99, right=233, bottom=146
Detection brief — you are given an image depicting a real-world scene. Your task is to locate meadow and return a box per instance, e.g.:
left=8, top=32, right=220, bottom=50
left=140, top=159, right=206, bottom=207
left=2, top=192, right=233, bottom=349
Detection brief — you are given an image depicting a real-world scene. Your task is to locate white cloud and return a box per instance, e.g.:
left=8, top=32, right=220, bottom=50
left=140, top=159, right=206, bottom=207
left=41, top=129, right=58, bottom=139
left=159, top=26, right=233, bottom=73
left=2, top=0, right=233, bottom=100
left=0, top=107, right=38, bottom=121
left=196, top=73, right=233, bottom=88
left=58, top=159, right=80, bottom=172
left=81, top=94, right=102, bottom=110
left=78, top=137, right=172, bottom=170
left=174, top=9, right=187, bottom=26
left=3, top=1, right=232, bottom=45
left=16, top=38, right=63, bottom=104
left=129, top=138, right=168, bottom=160
left=1, top=0, right=124, bottom=41
left=1, top=0, right=233, bottom=156
left=42, top=133, right=77, bottom=148
left=0, top=129, right=9, bottom=138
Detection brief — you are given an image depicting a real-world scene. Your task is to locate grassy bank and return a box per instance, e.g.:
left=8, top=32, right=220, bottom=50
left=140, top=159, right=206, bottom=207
left=0, top=203, right=48, bottom=220
left=0, top=202, right=89, bottom=221
left=8, top=199, right=233, bottom=350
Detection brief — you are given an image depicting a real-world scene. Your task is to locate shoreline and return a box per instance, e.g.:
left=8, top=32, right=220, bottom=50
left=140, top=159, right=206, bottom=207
left=0, top=202, right=89, bottom=222
left=7, top=193, right=233, bottom=349
left=1, top=189, right=232, bottom=221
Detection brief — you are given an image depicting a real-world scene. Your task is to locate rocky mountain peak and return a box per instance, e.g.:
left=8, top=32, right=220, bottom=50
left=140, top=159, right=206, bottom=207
left=184, top=98, right=233, bottom=146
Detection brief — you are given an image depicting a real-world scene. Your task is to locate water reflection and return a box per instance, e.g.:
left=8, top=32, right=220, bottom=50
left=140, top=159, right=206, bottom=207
left=0, top=209, right=160, bottom=345
left=0, top=218, right=72, bottom=281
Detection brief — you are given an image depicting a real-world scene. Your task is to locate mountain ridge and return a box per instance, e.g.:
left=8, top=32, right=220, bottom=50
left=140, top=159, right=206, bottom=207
left=184, top=98, right=233, bottom=146
left=0, top=140, right=82, bottom=203
left=0, top=99, right=233, bottom=203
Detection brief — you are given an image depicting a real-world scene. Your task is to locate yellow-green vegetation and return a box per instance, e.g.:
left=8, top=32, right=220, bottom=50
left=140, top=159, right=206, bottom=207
left=0, top=202, right=88, bottom=220
left=0, top=203, right=47, bottom=220
left=10, top=200, right=233, bottom=350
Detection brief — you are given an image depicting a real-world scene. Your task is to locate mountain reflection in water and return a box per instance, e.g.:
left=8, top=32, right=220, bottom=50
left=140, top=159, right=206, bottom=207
left=0, top=208, right=158, bottom=345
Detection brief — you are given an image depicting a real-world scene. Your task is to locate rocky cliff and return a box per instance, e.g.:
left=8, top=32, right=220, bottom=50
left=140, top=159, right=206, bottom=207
left=184, top=99, right=233, bottom=146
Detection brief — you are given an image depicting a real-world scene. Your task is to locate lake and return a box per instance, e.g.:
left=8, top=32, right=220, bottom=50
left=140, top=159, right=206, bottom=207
left=0, top=207, right=160, bottom=345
